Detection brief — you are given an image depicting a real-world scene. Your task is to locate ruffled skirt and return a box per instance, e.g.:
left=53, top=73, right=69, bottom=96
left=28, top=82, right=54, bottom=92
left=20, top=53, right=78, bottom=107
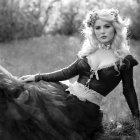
left=0, top=80, right=103, bottom=140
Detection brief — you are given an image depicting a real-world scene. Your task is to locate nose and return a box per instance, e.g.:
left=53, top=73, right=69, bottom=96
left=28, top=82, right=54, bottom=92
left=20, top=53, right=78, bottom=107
left=100, top=27, right=105, bottom=34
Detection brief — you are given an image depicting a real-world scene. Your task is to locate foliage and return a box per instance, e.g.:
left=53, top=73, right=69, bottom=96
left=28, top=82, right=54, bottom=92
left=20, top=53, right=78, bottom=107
left=0, top=0, right=52, bottom=42
left=98, top=120, right=138, bottom=140
left=125, top=4, right=140, bottom=40
left=46, top=0, right=82, bottom=35
left=0, top=0, right=140, bottom=41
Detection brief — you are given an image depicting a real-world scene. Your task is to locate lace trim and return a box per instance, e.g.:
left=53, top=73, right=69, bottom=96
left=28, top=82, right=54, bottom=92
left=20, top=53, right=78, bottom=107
left=66, top=82, right=104, bottom=106
left=95, top=61, right=118, bottom=71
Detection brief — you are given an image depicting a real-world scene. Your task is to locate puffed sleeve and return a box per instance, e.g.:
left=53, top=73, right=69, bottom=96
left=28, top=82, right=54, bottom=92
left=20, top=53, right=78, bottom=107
left=35, top=58, right=89, bottom=82
left=121, top=55, right=138, bottom=70
left=120, top=55, right=139, bottom=117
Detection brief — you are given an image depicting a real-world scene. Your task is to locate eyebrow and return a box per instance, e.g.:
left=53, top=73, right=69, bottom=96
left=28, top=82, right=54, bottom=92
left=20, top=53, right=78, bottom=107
left=100, top=23, right=111, bottom=25
left=94, top=23, right=111, bottom=27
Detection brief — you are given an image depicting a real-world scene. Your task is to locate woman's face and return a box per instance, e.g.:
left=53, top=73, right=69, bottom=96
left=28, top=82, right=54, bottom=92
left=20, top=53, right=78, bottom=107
left=94, top=19, right=115, bottom=45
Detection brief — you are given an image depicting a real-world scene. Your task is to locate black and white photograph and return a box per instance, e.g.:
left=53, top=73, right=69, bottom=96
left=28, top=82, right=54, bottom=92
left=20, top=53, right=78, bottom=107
left=0, top=0, right=140, bottom=140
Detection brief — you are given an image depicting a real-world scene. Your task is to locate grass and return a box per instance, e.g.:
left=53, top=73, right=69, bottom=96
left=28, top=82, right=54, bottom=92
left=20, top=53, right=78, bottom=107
left=0, top=35, right=140, bottom=139
left=0, top=35, right=81, bottom=76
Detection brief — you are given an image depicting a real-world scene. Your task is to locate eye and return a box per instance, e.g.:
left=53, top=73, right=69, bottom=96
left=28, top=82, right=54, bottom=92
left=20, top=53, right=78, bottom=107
left=104, top=25, right=111, bottom=28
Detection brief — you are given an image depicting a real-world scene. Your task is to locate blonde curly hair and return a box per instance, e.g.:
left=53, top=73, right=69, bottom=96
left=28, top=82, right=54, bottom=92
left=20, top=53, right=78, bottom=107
left=78, top=8, right=130, bottom=60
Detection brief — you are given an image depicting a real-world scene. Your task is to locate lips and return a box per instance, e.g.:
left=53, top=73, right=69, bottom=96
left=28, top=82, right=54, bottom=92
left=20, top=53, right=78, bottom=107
left=101, top=36, right=107, bottom=39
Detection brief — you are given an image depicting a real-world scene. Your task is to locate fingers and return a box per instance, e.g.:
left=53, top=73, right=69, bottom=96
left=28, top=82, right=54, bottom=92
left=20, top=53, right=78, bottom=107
left=19, top=76, right=29, bottom=80
left=19, top=77, right=25, bottom=80
left=18, top=75, right=35, bottom=83
left=19, top=78, right=33, bottom=83
left=18, top=77, right=29, bottom=83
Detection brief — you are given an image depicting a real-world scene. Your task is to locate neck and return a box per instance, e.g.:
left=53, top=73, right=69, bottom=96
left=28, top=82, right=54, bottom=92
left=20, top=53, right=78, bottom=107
left=100, top=43, right=111, bottom=50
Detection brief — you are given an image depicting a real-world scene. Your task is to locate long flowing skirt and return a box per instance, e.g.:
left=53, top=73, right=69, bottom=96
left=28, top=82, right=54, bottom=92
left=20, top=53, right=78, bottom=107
left=0, top=75, right=103, bottom=140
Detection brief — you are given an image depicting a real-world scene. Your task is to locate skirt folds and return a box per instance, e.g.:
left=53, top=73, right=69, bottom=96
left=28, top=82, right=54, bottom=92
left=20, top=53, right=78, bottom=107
left=0, top=81, right=103, bottom=140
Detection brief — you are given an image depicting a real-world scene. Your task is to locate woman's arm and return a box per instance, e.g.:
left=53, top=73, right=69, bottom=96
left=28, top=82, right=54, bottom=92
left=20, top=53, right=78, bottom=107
left=34, top=58, right=88, bottom=82
left=20, top=58, right=88, bottom=83
left=35, top=59, right=80, bottom=82
left=120, top=54, right=139, bottom=117
left=121, top=67, right=139, bottom=117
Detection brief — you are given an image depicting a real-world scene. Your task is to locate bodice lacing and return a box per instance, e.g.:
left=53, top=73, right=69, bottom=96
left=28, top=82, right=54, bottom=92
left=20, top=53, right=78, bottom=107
left=86, top=62, right=118, bottom=87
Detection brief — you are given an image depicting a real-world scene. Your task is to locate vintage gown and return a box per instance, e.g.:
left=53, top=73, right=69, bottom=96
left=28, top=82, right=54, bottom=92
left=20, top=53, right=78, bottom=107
left=0, top=54, right=139, bottom=140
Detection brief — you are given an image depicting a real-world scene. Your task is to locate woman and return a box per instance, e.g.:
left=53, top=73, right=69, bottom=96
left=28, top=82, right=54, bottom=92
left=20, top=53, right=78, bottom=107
left=0, top=8, right=139, bottom=140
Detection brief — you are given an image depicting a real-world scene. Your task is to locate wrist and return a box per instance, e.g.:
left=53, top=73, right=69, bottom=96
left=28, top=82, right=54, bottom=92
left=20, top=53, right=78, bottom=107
left=35, top=73, right=42, bottom=82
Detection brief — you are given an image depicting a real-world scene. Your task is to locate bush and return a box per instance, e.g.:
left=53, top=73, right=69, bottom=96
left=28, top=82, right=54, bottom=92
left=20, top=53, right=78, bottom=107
left=1, top=0, right=140, bottom=41
left=129, top=6, right=140, bottom=40
left=100, top=120, right=137, bottom=140
left=0, top=1, right=44, bottom=42
left=47, top=1, right=82, bottom=36
left=122, top=3, right=140, bottom=40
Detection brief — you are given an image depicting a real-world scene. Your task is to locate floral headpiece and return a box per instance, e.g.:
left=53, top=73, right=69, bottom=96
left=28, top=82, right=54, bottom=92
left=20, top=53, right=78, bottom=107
left=86, top=11, right=98, bottom=27
left=110, top=9, right=119, bottom=22
left=86, top=9, right=119, bottom=27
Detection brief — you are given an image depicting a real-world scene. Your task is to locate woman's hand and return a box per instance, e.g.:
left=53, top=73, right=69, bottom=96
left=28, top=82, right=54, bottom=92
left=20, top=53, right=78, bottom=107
left=19, top=75, right=35, bottom=83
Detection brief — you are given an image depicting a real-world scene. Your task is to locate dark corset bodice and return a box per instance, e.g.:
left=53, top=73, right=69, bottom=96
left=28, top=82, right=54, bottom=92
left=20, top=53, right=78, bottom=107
left=77, top=64, right=122, bottom=96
